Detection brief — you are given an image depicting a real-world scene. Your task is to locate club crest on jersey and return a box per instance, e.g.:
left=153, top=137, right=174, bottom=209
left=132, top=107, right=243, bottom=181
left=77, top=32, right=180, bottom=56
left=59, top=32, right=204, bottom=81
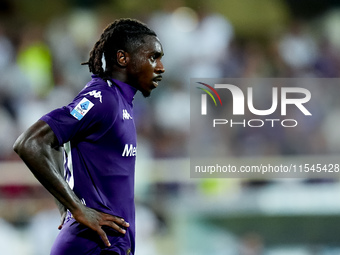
left=84, top=90, right=102, bottom=103
left=122, top=109, right=132, bottom=120
left=70, top=98, right=94, bottom=120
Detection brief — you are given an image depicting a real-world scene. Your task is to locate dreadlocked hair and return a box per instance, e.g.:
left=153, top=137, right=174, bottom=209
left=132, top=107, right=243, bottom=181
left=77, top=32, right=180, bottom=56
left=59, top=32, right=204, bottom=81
left=81, top=18, right=157, bottom=79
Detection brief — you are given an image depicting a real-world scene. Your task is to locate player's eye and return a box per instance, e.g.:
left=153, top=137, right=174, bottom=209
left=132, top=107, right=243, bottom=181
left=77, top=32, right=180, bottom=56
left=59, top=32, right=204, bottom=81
left=151, top=52, right=162, bottom=62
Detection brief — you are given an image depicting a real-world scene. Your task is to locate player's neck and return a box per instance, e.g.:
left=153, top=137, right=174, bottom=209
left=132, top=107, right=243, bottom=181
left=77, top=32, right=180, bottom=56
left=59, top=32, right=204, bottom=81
left=109, top=71, right=129, bottom=84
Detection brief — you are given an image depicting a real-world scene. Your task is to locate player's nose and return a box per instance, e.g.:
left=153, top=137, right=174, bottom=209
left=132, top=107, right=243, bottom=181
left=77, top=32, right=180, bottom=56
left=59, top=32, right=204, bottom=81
left=155, top=60, right=165, bottom=74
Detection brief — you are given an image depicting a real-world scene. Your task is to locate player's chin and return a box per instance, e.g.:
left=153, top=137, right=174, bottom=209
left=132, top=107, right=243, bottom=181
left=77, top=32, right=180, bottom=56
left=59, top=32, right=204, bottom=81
left=140, top=86, right=155, bottom=98
left=141, top=89, right=152, bottom=98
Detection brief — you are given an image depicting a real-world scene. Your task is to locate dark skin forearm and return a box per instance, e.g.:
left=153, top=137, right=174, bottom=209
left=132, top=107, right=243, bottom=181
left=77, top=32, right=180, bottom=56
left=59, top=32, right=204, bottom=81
left=13, top=120, right=83, bottom=213
left=13, top=120, right=129, bottom=246
left=46, top=137, right=67, bottom=228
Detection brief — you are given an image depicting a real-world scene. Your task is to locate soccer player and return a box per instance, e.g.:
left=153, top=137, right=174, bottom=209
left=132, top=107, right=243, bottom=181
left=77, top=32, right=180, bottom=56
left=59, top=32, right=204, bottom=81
left=13, top=18, right=165, bottom=255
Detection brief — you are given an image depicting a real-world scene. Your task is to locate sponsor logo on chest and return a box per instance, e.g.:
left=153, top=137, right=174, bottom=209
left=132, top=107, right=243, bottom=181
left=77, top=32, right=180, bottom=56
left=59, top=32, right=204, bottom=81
left=122, top=144, right=137, bottom=157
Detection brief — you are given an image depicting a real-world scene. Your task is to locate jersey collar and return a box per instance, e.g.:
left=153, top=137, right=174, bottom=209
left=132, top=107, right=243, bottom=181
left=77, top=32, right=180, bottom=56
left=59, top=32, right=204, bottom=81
left=110, top=78, right=138, bottom=103
left=90, top=75, right=138, bottom=103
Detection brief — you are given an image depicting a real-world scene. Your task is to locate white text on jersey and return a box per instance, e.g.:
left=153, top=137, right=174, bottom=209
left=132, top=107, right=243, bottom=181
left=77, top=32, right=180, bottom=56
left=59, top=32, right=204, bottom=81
left=122, top=144, right=137, bottom=157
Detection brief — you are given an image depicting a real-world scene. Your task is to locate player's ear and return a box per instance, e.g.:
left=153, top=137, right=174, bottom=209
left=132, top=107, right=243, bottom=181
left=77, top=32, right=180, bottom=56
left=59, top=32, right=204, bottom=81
left=117, top=50, right=129, bottom=67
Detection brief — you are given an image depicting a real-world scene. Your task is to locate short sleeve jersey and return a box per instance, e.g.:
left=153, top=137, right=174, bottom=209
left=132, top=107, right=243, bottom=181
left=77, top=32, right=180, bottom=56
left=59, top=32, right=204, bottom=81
left=40, top=75, right=137, bottom=252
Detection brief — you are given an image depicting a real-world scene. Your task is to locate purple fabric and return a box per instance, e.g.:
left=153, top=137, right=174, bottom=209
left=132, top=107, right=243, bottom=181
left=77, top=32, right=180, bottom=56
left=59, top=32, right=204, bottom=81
left=42, top=75, right=137, bottom=254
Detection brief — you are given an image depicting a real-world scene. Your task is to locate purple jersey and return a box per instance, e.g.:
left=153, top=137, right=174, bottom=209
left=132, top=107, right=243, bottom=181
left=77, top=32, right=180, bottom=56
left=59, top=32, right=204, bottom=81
left=41, top=75, right=137, bottom=255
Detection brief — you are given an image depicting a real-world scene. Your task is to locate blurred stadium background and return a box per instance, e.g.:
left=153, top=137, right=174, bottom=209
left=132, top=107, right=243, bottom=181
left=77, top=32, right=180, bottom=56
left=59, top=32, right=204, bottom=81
left=1, top=0, right=340, bottom=254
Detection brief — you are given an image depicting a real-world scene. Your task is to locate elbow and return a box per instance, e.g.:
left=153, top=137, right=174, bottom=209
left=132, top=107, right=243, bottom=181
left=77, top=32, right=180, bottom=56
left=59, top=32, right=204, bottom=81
left=13, top=133, right=38, bottom=157
left=13, top=139, right=19, bottom=154
left=13, top=120, right=58, bottom=158
left=13, top=134, right=29, bottom=156
left=13, top=120, right=56, bottom=158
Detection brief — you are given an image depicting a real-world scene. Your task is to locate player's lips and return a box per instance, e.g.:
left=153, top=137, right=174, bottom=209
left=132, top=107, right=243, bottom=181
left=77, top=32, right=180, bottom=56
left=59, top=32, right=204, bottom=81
left=152, top=75, right=163, bottom=88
